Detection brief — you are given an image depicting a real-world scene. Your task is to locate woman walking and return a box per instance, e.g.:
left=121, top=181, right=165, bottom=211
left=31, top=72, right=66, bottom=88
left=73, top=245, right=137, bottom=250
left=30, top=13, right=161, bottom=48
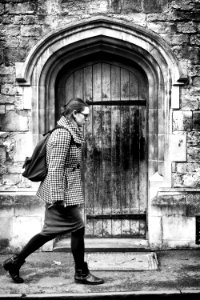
left=3, top=98, right=104, bottom=285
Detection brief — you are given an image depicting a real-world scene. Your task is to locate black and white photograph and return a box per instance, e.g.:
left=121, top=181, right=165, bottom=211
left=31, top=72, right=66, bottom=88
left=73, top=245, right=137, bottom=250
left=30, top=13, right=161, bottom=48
left=0, top=0, right=200, bottom=299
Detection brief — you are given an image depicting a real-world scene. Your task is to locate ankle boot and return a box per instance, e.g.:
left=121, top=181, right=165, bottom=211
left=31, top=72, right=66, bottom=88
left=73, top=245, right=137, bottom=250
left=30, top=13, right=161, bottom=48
left=74, top=262, right=104, bottom=285
left=3, top=255, right=25, bottom=283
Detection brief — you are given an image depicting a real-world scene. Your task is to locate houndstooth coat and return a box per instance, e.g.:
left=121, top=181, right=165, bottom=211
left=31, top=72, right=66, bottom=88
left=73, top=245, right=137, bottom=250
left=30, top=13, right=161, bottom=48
left=36, top=116, right=85, bottom=206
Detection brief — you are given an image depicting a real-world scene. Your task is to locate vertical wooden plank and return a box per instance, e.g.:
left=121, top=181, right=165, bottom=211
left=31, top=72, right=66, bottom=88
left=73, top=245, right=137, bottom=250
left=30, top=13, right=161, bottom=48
left=86, top=219, right=94, bottom=237
left=139, top=106, right=147, bottom=212
left=84, top=108, right=94, bottom=214
left=130, top=220, right=140, bottom=236
left=111, top=65, right=120, bottom=100
left=129, top=106, right=140, bottom=213
left=121, top=219, right=130, bottom=237
left=102, top=219, right=112, bottom=237
left=121, top=68, right=129, bottom=101
left=65, top=74, right=74, bottom=102
left=101, top=105, right=112, bottom=215
left=93, top=63, right=101, bottom=102
left=92, top=105, right=103, bottom=217
left=102, top=63, right=110, bottom=101
left=112, top=220, right=122, bottom=237
left=130, top=72, right=138, bottom=100
left=84, top=66, right=93, bottom=102
left=138, top=73, right=148, bottom=101
left=74, top=69, right=83, bottom=99
left=120, top=105, right=130, bottom=212
left=111, top=106, right=121, bottom=215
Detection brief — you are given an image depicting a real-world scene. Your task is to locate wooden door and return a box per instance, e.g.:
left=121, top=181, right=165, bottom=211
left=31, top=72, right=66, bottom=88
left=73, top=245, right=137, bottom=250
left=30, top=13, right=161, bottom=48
left=56, top=61, right=148, bottom=238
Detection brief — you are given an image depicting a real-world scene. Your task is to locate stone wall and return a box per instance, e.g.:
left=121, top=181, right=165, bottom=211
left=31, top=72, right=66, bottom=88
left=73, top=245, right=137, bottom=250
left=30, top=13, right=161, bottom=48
left=0, top=0, right=200, bottom=190
left=0, top=0, right=200, bottom=251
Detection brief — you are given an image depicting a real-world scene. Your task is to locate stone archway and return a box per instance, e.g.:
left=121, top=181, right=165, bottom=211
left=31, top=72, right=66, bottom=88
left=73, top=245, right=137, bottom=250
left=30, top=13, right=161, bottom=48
left=16, top=16, right=185, bottom=246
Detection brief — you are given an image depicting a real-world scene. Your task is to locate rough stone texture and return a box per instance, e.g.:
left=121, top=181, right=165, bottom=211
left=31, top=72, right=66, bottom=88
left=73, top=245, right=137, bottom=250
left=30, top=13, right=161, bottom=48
left=0, top=193, right=44, bottom=252
left=0, top=0, right=199, bottom=190
left=0, top=0, right=199, bottom=250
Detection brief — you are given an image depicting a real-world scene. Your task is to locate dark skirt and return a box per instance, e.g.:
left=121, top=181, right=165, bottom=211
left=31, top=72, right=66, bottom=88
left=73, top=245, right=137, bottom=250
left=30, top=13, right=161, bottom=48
left=40, top=204, right=84, bottom=237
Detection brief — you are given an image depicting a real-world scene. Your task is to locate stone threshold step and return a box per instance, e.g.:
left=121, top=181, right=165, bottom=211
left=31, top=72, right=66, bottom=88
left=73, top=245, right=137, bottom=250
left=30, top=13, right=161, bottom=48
left=53, top=238, right=149, bottom=252
left=86, top=251, right=159, bottom=271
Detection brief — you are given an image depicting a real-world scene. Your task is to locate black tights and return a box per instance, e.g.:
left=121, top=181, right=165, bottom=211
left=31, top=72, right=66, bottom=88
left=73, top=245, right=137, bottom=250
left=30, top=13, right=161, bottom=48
left=17, top=227, right=85, bottom=269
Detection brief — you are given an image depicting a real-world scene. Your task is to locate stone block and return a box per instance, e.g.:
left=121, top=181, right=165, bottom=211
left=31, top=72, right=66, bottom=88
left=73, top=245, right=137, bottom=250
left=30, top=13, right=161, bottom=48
left=14, top=194, right=44, bottom=217
left=182, top=96, right=199, bottom=110
left=171, top=34, right=189, bottom=45
left=193, top=77, right=200, bottom=87
left=190, top=34, right=200, bottom=46
left=172, top=174, right=184, bottom=187
left=2, top=174, right=21, bottom=186
left=170, top=133, right=186, bottom=162
left=122, top=0, right=142, bottom=12
left=143, top=0, right=167, bottom=13
left=186, top=193, right=200, bottom=216
left=1, top=83, right=16, bottom=96
left=0, top=3, right=4, bottom=15
left=173, top=111, right=192, bottom=131
left=21, top=25, right=42, bottom=37
left=0, top=105, right=6, bottom=114
left=0, top=111, right=29, bottom=132
left=187, top=131, right=200, bottom=147
left=162, top=216, right=195, bottom=243
left=2, top=25, right=20, bottom=37
left=148, top=216, right=162, bottom=248
left=7, top=162, right=24, bottom=174
left=177, top=21, right=197, bottom=33
left=0, top=147, right=6, bottom=164
left=10, top=216, right=43, bottom=250
left=0, top=217, right=12, bottom=239
left=187, top=146, right=200, bottom=162
left=0, top=66, right=14, bottom=76
left=0, top=95, right=15, bottom=105
left=6, top=104, right=15, bottom=111
left=12, top=132, right=33, bottom=161
left=0, top=238, right=9, bottom=252
left=0, top=165, right=7, bottom=176
left=176, top=162, right=200, bottom=173
left=41, top=240, right=54, bottom=252
left=152, top=191, right=187, bottom=216
left=6, top=2, right=36, bottom=15
left=188, top=65, right=200, bottom=77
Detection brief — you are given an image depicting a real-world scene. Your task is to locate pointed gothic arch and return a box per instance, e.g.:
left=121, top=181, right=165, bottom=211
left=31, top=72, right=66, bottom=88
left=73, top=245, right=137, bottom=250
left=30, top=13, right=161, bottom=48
left=15, top=16, right=186, bottom=244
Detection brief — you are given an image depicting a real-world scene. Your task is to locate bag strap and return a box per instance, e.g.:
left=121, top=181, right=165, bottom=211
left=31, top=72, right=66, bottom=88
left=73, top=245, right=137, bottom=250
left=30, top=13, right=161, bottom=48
left=43, top=125, right=68, bottom=136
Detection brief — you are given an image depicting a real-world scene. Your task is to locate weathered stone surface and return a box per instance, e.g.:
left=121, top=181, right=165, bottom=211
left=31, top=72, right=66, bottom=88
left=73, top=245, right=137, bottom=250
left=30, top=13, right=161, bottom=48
left=21, top=25, right=43, bottom=37
left=176, top=162, right=200, bottom=173
left=10, top=216, right=43, bottom=250
left=193, top=76, right=200, bottom=87
left=0, top=0, right=199, bottom=251
left=121, top=0, right=143, bottom=13
left=0, top=147, right=6, bottom=164
left=1, top=84, right=16, bottom=96
left=187, top=147, right=200, bottom=162
left=193, top=111, right=200, bottom=130
left=0, top=105, right=6, bottom=114
left=177, top=21, right=197, bottom=33
left=1, top=174, right=21, bottom=186
left=173, top=111, right=192, bottom=131
left=187, top=131, right=200, bottom=147
left=162, top=216, right=195, bottom=243
left=0, top=110, right=29, bottom=131
left=5, top=2, right=37, bottom=15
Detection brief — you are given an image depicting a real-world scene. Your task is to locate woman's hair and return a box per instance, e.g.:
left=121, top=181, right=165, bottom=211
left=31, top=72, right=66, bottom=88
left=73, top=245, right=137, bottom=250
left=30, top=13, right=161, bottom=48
left=62, top=98, right=89, bottom=117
